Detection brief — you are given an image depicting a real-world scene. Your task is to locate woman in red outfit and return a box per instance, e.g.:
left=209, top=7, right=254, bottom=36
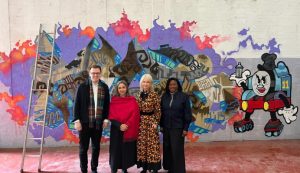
left=109, top=80, right=140, bottom=173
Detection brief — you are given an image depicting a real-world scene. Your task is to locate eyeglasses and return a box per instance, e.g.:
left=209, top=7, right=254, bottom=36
left=90, top=72, right=101, bottom=76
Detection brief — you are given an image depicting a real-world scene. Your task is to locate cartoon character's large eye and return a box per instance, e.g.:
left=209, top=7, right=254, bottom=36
left=256, top=74, right=261, bottom=83
left=261, top=76, right=266, bottom=85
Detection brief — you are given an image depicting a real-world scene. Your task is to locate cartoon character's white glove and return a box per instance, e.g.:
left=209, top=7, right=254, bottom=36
left=229, top=70, right=251, bottom=86
left=277, top=105, right=298, bottom=124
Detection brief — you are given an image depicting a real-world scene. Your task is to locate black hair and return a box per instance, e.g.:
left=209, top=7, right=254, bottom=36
left=165, top=77, right=182, bottom=93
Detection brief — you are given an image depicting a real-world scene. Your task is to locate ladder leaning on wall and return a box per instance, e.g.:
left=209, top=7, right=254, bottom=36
left=20, top=24, right=57, bottom=173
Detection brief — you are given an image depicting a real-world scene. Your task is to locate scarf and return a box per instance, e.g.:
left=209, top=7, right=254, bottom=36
left=140, top=91, right=149, bottom=101
left=109, top=96, right=140, bottom=141
left=88, top=79, right=105, bottom=130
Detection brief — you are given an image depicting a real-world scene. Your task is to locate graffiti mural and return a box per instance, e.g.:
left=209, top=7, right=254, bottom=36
left=230, top=53, right=298, bottom=137
left=0, top=11, right=296, bottom=144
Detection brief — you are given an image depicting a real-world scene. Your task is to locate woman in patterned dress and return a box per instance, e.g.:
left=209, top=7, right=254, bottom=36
left=137, top=74, right=161, bottom=173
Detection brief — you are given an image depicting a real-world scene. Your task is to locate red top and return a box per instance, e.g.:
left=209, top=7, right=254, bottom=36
left=109, top=96, right=140, bottom=141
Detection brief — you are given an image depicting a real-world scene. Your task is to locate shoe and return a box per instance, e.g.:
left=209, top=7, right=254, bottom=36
left=233, top=118, right=254, bottom=133
left=264, top=119, right=284, bottom=137
left=122, top=169, right=128, bottom=173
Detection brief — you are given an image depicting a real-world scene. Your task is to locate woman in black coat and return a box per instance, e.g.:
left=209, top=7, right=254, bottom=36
left=160, top=78, right=192, bottom=173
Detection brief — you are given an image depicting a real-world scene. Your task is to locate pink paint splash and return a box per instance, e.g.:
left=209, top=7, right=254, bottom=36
left=177, top=21, right=197, bottom=39
left=227, top=86, right=244, bottom=125
left=61, top=124, right=79, bottom=144
left=0, top=92, right=27, bottom=126
left=0, top=40, right=36, bottom=74
left=80, top=26, right=95, bottom=38
left=194, top=35, right=219, bottom=50
left=211, top=36, right=231, bottom=46
left=0, top=52, right=10, bottom=75
left=228, top=111, right=244, bottom=125
left=233, top=86, right=243, bottom=101
left=101, top=137, right=110, bottom=144
left=62, top=25, right=72, bottom=37
left=177, top=20, right=229, bottom=50
left=186, top=131, right=200, bottom=142
left=110, top=11, right=150, bottom=43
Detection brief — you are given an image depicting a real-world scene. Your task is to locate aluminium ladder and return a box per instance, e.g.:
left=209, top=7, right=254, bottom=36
left=20, top=24, right=57, bottom=173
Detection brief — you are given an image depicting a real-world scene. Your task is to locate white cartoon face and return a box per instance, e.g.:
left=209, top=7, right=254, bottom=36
left=252, top=70, right=271, bottom=96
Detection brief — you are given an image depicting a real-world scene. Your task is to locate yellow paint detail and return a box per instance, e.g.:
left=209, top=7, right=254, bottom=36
left=282, top=80, right=289, bottom=89
left=264, top=102, right=269, bottom=111
left=242, top=101, right=248, bottom=111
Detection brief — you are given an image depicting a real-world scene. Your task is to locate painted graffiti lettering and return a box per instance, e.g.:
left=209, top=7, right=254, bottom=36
left=136, top=50, right=159, bottom=75
left=151, top=45, right=194, bottom=66
left=45, top=111, right=61, bottom=127
left=154, top=67, right=207, bottom=81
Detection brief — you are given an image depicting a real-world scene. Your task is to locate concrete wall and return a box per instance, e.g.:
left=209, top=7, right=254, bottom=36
left=0, top=0, right=300, bottom=148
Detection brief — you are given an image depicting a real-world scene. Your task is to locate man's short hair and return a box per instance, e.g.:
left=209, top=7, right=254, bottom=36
left=89, top=65, right=102, bottom=71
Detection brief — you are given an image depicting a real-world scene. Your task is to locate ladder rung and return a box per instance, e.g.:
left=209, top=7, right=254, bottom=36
left=39, top=73, right=51, bottom=76
left=26, top=154, right=40, bottom=158
left=37, top=60, right=51, bottom=62
left=27, top=138, right=42, bottom=140
left=28, top=137, right=42, bottom=140
left=37, top=65, right=51, bottom=68
left=37, top=49, right=53, bottom=53
left=42, top=32, right=55, bottom=34
left=33, top=120, right=45, bottom=124
left=39, top=69, right=51, bottom=72
left=37, top=53, right=54, bottom=56
left=32, top=104, right=46, bottom=107
left=32, top=89, right=48, bottom=91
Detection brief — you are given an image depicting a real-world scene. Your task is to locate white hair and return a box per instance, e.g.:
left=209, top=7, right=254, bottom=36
left=139, top=74, right=154, bottom=91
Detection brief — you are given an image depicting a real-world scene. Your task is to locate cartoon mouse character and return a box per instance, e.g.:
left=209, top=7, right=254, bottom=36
left=230, top=53, right=298, bottom=137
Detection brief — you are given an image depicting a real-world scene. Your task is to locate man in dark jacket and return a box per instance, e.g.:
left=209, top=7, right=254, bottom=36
left=73, top=65, right=110, bottom=173
left=160, top=78, right=192, bottom=173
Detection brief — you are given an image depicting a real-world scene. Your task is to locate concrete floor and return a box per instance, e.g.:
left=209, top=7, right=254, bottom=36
left=1, top=139, right=300, bottom=173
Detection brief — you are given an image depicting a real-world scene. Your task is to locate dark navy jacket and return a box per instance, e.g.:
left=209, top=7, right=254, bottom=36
left=73, top=80, right=110, bottom=124
left=160, top=91, right=192, bottom=131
